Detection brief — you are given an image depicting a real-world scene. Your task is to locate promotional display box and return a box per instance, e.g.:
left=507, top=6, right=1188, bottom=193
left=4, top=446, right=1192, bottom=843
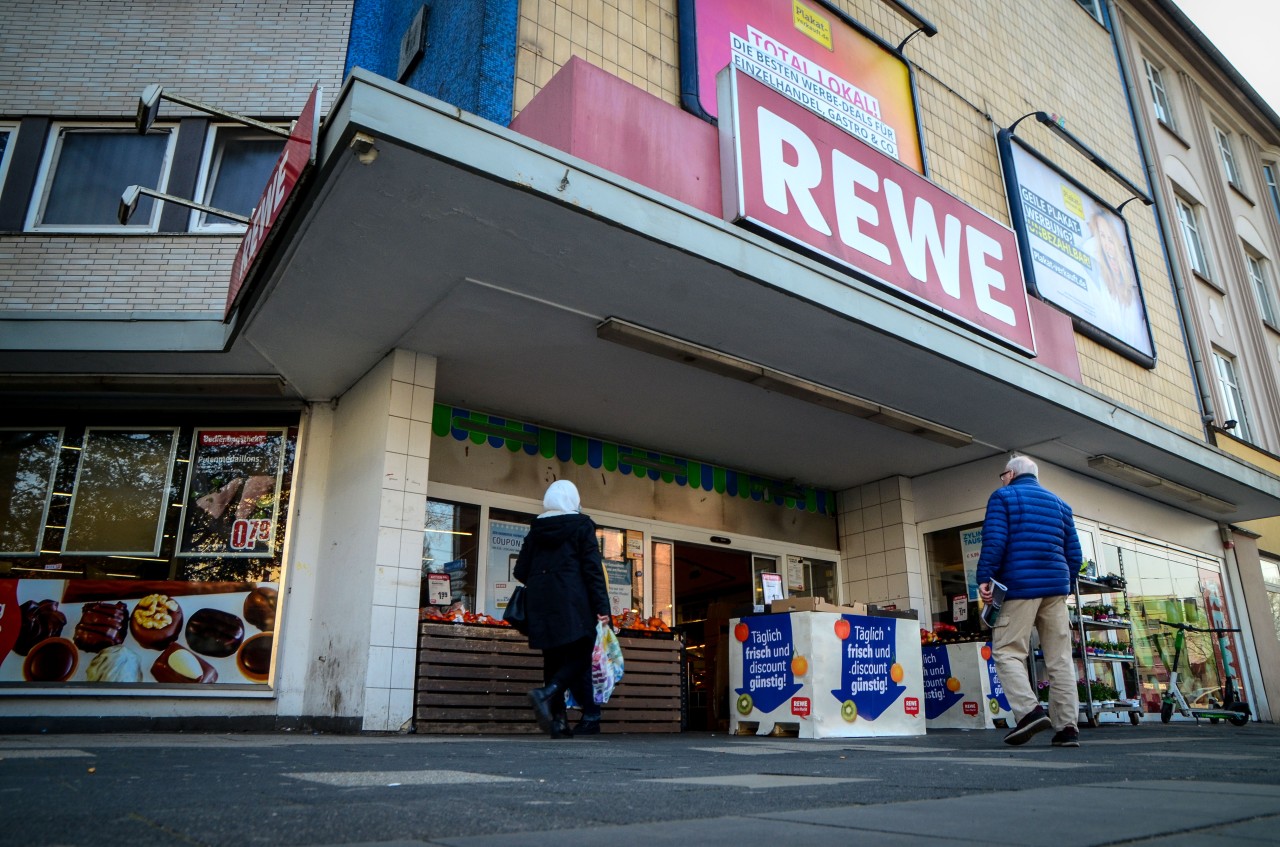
left=729, top=611, right=925, bottom=738
left=921, top=641, right=1014, bottom=729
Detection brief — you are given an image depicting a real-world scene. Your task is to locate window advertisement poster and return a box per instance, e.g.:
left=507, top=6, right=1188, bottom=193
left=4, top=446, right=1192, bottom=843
left=1000, top=136, right=1155, bottom=366
left=486, top=520, right=530, bottom=618
left=0, top=578, right=279, bottom=687
left=960, top=528, right=983, bottom=601
left=679, top=0, right=924, bottom=173
left=178, top=429, right=287, bottom=558
left=761, top=571, right=785, bottom=604
left=729, top=611, right=925, bottom=737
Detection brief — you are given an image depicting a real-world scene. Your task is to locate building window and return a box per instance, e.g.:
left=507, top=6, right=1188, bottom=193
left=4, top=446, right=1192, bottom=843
left=1213, top=351, right=1253, bottom=440
left=0, top=124, right=15, bottom=194
left=1143, top=58, right=1175, bottom=127
left=28, top=125, right=175, bottom=231
left=1175, top=196, right=1212, bottom=277
left=191, top=125, right=285, bottom=231
left=1245, top=252, right=1278, bottom=326
left=1265, top=163, right=1280, bottom=223
left=1262, top=559, right=1280, bottom=643
left=1075, top=0, right=1105, bottom=24
left=1214, top=125, right=1242, bottom=187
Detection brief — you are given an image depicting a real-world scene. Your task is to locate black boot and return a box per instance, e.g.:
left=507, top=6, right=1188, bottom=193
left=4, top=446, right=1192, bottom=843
left=550, top=716, right=573, bottom=738
left=527, top=683, right=561, bottom=733
left=574, top=715, right=601, bottom=736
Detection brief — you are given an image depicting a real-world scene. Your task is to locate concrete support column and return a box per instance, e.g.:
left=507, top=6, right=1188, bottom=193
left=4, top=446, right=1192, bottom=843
left=837, top=476, right=926, bottom=615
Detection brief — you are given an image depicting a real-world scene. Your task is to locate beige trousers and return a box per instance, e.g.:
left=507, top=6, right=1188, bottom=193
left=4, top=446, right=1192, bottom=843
left=991, top=594, right=1078, bottom=730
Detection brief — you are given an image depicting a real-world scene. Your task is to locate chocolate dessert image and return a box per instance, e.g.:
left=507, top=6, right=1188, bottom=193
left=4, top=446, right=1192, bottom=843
left=129, top=594, right=184, bottom=650
left=85, top=644, right=144, bottom=683
left=23, top=637, right=78, bottom=682
left=150, top=643, right=217, bottom=684
left=243, top=586, right=278, bottom=632
left=73, top=601, right=127, bottom=652
left=237, top=632, right=273, bottom=681
left=15, top=599, right=67, bottom=656
left=185, top=608, right=244, bottom=657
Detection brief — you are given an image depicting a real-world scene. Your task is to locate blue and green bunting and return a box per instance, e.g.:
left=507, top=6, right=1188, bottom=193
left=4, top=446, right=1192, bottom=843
left=432, top=403, right=834, bottom=515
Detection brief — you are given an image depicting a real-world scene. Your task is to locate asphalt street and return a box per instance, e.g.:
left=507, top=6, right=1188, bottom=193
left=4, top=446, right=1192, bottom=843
left=2, top=721, right=1279, bottom=846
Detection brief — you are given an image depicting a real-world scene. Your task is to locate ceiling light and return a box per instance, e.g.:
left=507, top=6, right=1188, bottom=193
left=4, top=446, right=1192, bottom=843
left=1088, top=455, right=1236, bottom=514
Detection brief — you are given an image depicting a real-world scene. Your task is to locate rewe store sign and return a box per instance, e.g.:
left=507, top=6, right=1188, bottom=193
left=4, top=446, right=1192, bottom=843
left=719, top=69, right=1036, bottom=354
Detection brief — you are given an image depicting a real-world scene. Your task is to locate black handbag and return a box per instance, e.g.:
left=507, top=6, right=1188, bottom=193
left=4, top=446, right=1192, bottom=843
left=503, top=585, right=528, bottom=634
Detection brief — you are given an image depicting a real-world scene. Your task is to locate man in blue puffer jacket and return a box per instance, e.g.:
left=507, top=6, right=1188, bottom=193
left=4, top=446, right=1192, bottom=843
left=977, top=455, right=1083, bottom=747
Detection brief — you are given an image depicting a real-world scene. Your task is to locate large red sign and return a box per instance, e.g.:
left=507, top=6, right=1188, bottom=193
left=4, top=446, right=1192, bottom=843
left=721, top=71, right=1035, bottom=354
left=226, top=84, right=322, bottom=317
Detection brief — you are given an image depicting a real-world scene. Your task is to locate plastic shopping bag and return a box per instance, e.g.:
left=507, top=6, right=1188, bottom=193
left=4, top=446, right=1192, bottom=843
left=566, top=621, right=625, bottom=708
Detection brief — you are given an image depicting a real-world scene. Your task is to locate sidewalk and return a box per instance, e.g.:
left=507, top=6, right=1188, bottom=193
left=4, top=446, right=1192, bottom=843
left=2, top=722, right=1278, bottom=846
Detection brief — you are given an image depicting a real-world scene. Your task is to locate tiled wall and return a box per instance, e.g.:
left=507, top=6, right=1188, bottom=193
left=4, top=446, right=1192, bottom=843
left=364, top=349, right=437, bottom=732
left=837, top=477, right=924, bottom=613
left=511, top=0, right=1205, bottom=437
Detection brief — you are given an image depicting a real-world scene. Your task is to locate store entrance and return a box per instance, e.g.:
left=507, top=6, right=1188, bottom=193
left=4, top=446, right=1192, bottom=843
left=672, top=542, right=753, bottom=731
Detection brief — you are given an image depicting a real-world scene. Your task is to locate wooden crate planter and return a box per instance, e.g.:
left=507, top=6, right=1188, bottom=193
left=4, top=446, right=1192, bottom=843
left=415, top=622, right=683, bottom=734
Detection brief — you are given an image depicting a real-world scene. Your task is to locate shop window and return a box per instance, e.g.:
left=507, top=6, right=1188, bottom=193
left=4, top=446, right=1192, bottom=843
left=1212, top=350, right=1253, bottom=441
left=0, top=429, right=62, bottom=555
left=63, top=428, right=178, bottom=556
left=28, top=125, right=175, bottom=231
left=1245, top=251, right=1278, bottom=326
left=1175, top=195, right=1212, bottom=277
left=1142, top=58, right=1175, bottom=129
left=422, top=498, right=482, bottom=614
left=1214, top=125, right=1242, bottom=188
left=190, top=125, right=285, bottom=231
left=923, top=523, right=984, bottom=637
left=652, top=540, right=675, bottom=626
left=784, top=555, right=836, bottom=601
left=1264, top=164, right=1280, bottom=224
left=1261, top=559, right=1280, bottom=642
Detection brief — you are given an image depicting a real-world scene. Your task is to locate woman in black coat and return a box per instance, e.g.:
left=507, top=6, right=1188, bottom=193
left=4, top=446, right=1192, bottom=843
left=513, top=480, right=612, bottom=737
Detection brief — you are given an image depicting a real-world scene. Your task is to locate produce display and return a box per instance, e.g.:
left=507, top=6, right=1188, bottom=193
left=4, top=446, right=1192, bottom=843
left=919, top=622, right=984, bottom=645
left=419, top=606, right=671, bottom=633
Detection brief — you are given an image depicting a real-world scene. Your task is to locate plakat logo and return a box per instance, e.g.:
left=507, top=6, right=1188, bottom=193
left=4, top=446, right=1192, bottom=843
left=201, top=432, right=269, bottom=447
left=963, top=701, right=979, bottom=716
left=903, top=696, right=920, bottom=716
left=791, top=696, right=811, bottom=717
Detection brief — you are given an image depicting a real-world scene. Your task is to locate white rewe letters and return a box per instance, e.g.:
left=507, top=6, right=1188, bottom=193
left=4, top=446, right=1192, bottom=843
left=754, top=105, right=1018, bottom=327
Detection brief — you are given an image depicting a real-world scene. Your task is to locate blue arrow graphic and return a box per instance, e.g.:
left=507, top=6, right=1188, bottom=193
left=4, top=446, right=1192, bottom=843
left=734, top=615, right=803, bottom=714
left=829, top=616, right=906, bottom=721
left=922, top=644, right=964, bottom=719
left=984, top=641, right=1011, bottom=712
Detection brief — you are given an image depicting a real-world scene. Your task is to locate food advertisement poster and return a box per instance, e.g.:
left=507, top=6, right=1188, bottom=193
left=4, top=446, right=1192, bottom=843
left=0, top=579, right=279, bottom=688
left=960, top=528, right=983, bottom=600
left=730, top=611, right=924, bottom=738
left=680, top=0, right=923, bottom=172
left=178, top=429, right=287, bottom=558
left=1001, top=137, right=1154, bottom=365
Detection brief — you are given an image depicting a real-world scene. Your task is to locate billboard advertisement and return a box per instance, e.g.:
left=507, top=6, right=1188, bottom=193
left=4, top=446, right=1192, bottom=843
left=720, top=69, right=1036, bottom=354
left=1000, top=135, right=1155, bottom=366
left=679, top=0, right=924, bottom=173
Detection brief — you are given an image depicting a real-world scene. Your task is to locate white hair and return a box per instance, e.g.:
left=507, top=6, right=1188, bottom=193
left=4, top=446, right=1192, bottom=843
left=1005, top=455, right=1039, bottom=477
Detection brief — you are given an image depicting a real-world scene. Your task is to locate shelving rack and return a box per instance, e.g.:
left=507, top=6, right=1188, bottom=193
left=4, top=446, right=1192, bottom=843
left=1072, top=574, right=1142, bottom=726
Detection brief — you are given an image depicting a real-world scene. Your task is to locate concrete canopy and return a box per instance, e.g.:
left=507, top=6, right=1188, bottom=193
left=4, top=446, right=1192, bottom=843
left=12, top=70, right=1280, bottom=523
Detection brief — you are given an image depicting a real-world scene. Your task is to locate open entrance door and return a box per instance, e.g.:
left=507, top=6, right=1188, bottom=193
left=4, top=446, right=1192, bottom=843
left=672, top=542, right=753, bottom=731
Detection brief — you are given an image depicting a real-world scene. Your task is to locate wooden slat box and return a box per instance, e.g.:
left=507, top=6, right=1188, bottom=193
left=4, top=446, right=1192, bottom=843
left=415, top=622, right=683, bottom=734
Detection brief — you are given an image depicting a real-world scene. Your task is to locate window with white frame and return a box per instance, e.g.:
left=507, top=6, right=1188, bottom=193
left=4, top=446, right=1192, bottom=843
left=1213, top=350, right=1253, bottom=440
left=27, top=125, right=176, bottom=231
left=1265, top=163, right=1280, bottom=223
left=190, top=125, right=286, bottom=231
left=1175, top=196, right=1212, bottom=276
left=1075, top=0, right=1105, bottom=24
left=0, top=124, right=16, bottom=192
left=1245, top=251, right=1277, bottom=326
left=1215, top=125, right=1241, bottom=187
left=1143, top=58, right=1175, bottom=127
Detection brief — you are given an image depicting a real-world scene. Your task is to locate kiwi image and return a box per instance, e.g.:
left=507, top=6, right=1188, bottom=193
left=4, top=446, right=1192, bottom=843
left=736, top=693, right=753, bottom=715
left=840, top=699, right=858, bottom=722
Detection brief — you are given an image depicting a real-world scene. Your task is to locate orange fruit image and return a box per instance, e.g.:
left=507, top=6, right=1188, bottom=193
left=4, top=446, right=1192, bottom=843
left=791, top=654, right=808, bottom=677
left=734, top=622, right=749, bottom=642
left=980, top=645, right=992, bottom=661
left=890, top=663, right=904, bottom=683
left=834, top=619, right=851, bottom=640
left=946, top=677, right=962, bottom=692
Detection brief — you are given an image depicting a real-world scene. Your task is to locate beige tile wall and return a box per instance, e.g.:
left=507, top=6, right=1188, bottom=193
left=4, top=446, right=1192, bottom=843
left=513, top=0, right=1205, bottom=437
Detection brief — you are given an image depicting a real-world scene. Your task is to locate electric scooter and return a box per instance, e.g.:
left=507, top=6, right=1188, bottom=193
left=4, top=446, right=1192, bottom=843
left=1158, top=619, right=1250, bottom=726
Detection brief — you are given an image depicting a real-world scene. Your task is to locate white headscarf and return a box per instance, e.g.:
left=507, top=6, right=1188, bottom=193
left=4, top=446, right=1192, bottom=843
left=539, top=479, right=581, bottom=517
